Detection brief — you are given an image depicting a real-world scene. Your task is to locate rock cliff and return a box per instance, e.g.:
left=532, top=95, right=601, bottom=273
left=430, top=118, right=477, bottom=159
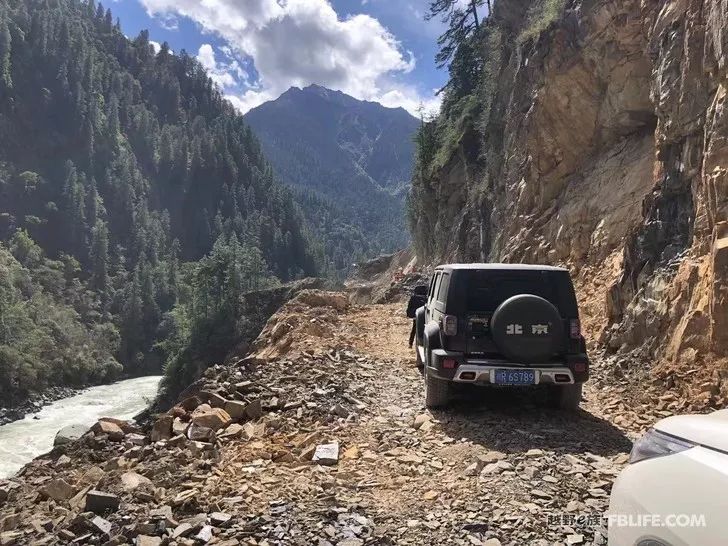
left=410, top=0, right=728, bottom=406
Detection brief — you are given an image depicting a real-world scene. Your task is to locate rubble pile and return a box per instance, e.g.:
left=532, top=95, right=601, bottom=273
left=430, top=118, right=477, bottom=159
left=250, top=290, right=351, bottom=360
left=346, top=251, right=427, bottom=305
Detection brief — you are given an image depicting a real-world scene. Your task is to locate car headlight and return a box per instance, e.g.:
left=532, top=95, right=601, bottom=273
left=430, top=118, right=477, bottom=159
left=630, top=428, right=695, bottom=464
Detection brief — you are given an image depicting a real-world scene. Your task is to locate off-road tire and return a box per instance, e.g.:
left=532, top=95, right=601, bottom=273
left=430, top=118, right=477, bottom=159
left=424, top=366, right=451, bottom=408
left=547, top=383, right=582, bottom=411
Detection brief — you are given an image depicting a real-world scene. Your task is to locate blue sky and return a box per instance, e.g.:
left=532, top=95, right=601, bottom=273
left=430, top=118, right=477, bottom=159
left=109, top=0, right=449, bottom=115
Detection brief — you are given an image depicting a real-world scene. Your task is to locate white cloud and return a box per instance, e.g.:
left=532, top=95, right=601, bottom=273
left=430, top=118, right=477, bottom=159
left=196, top=43, right=249, bottom=90
left=157, top=13, right=179, bottom=31
left=149, top=40, right=161, bottom=54
left=139, top=0, right=437, bottom=115
left=377, top=86, right=441, bottom=117
left=225, top=88, right=277, bottom=113
left=196, top=43, right=216, bottom=71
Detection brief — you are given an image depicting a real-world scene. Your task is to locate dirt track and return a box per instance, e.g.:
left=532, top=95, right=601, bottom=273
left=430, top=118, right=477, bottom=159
left=303, top=303, right=638, bottom=545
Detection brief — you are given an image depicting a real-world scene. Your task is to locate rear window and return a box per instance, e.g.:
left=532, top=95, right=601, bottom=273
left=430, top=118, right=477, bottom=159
left=459, top=270, right=577, bottom=316
left=430, top=272, right=441, bottom=300
left=436, top=272, right=450, bottom=302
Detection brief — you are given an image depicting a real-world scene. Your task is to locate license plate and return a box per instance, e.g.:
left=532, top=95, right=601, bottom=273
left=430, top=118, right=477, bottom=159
left=493, top=369, right=537, bottom=385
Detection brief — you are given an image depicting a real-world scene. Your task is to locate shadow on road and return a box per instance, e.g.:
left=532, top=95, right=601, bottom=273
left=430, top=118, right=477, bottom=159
left=434, top=385, right=633, bottom=457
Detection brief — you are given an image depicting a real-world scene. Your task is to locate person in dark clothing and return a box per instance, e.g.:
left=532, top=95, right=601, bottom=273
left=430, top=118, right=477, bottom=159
left=407, top=285, right=429, bottom=348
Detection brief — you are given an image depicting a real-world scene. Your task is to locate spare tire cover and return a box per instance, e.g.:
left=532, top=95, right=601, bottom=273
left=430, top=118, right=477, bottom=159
left=490, top=294, right=564, bottom=363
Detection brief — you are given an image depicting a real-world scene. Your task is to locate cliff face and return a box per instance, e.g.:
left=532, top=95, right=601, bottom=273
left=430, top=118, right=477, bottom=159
left=411, top=0, right=728, bottom=404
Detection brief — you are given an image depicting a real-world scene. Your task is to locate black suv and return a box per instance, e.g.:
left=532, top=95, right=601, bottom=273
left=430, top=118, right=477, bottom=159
left=414, top=264, right=589, bottom=409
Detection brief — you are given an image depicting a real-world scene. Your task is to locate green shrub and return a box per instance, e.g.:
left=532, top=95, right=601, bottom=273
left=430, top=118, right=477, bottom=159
left=0, top=240, right=122, bottom=404
left=518, top=0, right=568, bottom=44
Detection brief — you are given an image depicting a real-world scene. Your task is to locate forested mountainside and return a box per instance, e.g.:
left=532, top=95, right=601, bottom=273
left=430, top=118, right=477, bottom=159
left=0, top=0, right=318, bottom=404
left=410, top=0, right=728, bottom=402
left=245, top=85, right=418, bottom=275
left=0, top=232, right=121, bottom=397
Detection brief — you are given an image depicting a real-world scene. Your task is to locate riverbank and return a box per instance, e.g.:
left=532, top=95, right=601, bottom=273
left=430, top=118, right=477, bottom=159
left=0, top=371, right=167, bottom=427
left=0, top=386, right=81, bottom=426
left=0, top=376, right=162, bottom=479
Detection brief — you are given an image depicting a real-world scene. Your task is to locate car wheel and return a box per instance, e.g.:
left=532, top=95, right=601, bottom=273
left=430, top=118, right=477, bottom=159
left=424, top=358, right=451, bottom=409
left=547, top=383, right=582, bottom=411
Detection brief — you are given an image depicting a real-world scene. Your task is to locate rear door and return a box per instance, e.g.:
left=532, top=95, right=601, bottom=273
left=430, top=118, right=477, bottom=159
left=456, top=270, right=566, bottom=356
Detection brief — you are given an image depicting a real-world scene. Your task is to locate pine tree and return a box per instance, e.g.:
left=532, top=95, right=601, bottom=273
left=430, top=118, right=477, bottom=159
left=120, top=266, right=143, bottom=368
left=427, top=0, right=486, bottom=67
left=85, top=177, right=103, bottom=225
left=106, top=93, right=120, bottom=138
left=0, top=18, right=13, bottom=93
left=139, top=260, right=160, bottom=338
left=61, top=161, right=86, bottom=252
left=89, top=218, right=110, bottom=309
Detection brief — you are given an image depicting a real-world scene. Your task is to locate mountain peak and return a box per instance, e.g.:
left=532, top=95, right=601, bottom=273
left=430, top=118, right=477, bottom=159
left=278, top=84, right=358, bottom=108
left=273, top=85, right=414, bottom=116
left=244, top=82, right=419, bottom=273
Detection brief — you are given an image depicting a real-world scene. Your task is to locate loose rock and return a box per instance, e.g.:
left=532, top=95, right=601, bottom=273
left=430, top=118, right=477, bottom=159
left=191, top=407, right=232, bottom=430
left=39, top=479, right=75, bottom=501
left=313, top=442, right=340, bottom=465
left=85, top=490, right=120, bottom=513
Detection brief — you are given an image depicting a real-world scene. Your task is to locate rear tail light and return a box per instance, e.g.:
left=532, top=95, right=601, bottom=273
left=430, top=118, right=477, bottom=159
left=443, top=315, right=457, bottom=336
left=569, top=319, right=581, bottom=339
left=442, top=358, right=457, bottom=369
left=573, top=362, right=586, bottom=373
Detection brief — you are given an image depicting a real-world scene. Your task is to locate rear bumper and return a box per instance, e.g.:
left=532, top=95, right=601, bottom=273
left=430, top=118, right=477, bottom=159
left=426, top=348, right=590, bottom=384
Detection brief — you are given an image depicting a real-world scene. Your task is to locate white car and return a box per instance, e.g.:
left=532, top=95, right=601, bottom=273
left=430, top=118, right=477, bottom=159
left=609, top=409, right=728, bottom=546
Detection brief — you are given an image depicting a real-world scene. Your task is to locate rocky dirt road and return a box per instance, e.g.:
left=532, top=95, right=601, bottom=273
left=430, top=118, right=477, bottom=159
left=0, top=291, right=680, bottom=545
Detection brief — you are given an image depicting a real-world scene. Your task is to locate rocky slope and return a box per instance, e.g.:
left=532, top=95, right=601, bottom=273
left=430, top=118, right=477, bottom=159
left=345, top=249, right=427, bottom=305
left=409, top=0, right=728, bottom=407
left=0, top=288, right=689, bottom=546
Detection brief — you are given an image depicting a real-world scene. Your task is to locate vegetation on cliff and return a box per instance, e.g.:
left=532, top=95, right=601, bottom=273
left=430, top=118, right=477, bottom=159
left=409, top=0, right=573, bottom=260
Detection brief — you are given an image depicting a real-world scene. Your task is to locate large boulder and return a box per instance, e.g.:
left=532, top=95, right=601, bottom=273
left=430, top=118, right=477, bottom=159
left=172, top=417, right=189, bottom=436
left=191, top=407, right=231, bottom=430
left=187, top=423, right=215, bottom=443
left=292, top=290, right=349, bottom=311
left=97, top=417, right=140, bottom=435
left=200, top=390, right=227, bottom=408
left=91, top=420, right=125, bottom=441
left=54, top=424, right=90, bottom=446
left=223, top=400, right=246, bottom=421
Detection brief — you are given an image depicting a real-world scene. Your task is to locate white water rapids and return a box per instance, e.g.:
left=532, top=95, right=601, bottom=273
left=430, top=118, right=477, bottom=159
left=0, top=376, right=162, bottom=478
